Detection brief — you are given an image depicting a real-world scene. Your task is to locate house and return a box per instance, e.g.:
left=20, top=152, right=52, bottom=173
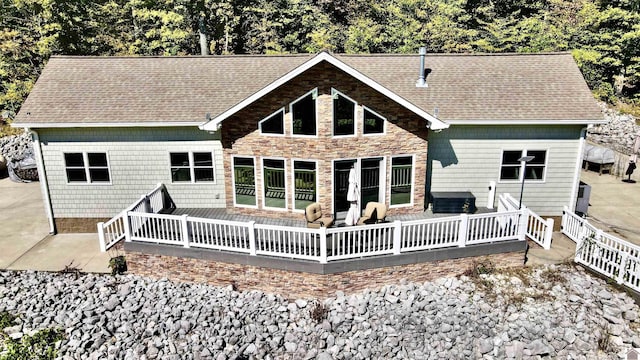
left=13, top=51, right=603, bottom=235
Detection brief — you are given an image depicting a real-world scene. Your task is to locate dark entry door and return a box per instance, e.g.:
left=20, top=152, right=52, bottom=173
left=334, top=159, right=356, bottom=218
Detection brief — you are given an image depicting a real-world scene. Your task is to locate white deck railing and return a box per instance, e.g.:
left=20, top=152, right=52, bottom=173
left=562, top=206, right=640, bottom=292
left=97, top=183, right=173, bottom=251
left=498, top=193, right=554, bottom=249
left=117, top=209, right=528, bottom=263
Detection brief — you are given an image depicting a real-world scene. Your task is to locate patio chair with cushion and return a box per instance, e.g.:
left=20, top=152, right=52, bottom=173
left=357, top=202, right=387, bottom=225
left=305, top=203, right=334, bottom=228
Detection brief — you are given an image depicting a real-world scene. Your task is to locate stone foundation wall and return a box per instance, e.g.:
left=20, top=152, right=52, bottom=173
left=126, top=251, right=524, bottom=299
left=56, top=217, right=110, bottom=233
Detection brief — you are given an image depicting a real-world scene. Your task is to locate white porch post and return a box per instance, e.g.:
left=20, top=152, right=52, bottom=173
left=543, top=218, right=554, bottom=250
left=518, top=208, right=529, bottom=241
left=319, top=227, right=327, bottom=263
left=97, top=222, right=106, bottom=252
left=248, top=221, right=256, bottom=256
left=458, top=214, right=468, bottom=247
left=181, top=214, right=190, bottom=248
left=617, top=253, right=629, bottom=285
left=393, top=220, right=402, bottom=255
left=123, top=211, right=132, bottom=242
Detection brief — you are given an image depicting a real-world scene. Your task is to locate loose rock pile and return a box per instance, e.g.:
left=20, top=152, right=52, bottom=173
left=588, top=104, right=640, bottom=154
left=1, top=264, right=638, bottom=359
left=0, top=130, right=38, bottom=180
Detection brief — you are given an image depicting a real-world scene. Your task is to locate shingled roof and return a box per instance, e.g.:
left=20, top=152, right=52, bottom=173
left=13, top=52, right=604, bottom=127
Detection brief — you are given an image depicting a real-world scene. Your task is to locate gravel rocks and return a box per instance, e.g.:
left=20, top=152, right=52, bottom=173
left=1, top=265, right=638, bottom=359
left=589, top=103, right=640, bottom=154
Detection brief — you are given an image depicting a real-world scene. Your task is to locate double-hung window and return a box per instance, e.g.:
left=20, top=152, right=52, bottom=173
left=170, top=152, right=215, bottom=183
left=64, top=152, right=111, bottom=184
left=500, top=150, right=547, bottom=181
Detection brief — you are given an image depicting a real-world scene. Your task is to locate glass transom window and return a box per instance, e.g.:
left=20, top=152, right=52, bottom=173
left=259, top=109, right=284, bottom=135
left=333, top=90, right=356, bottom=136
left=291, top=90, right=317, bottom=136
left=363, top=107, right=385, bottom=135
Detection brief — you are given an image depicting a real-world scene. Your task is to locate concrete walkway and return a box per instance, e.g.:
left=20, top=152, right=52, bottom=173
left=0, top=176, right=110, bottom=273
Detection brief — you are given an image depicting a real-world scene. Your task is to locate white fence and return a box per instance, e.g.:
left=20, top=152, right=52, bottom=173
left=498, top=193, right=554, bottom=249
left=116, top=209, right=528, bottom=263
left=97, top=183, right=174, bottom=251
left=562, top=206, right=640, bottom=292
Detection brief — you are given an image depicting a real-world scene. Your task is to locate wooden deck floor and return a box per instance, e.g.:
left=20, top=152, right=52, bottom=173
left=171, top=207, right=496, bottom=228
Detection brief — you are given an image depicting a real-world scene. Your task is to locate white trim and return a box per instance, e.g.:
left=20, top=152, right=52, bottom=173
left=362, top=106, right=386, bottom=136
left=169, top=151, right=216, bottom=184
left=261, top=157, right=288, bottom=211
left=389, top=154, right=415, bottom=208
left=331, top=88, right=357, bottom=138
left=63, top=151, right=112, bottom=185
left=291, top=159, right=318, bottom=213
left=258, top=108, right=285, bottom=136
left=200, top=52, right=449, bottom=131
left=30, top=130, right=56, bottom=234
left=497, top=149, right=548, bottom=184
left=445, top=119, right=607, bottom=125
left=569, top=127, right=588, bottom=212
left=16, top=122, right=202, bottom=128
left=232, top=155, right=258, bottom=209
left=290, top=88, right=318, bottom=138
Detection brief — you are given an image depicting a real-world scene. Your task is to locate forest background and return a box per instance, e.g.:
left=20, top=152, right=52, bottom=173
left=1, top=0, right=640, bottom=136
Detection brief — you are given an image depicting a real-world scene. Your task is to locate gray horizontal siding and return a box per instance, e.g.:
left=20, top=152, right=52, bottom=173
left=39, top=127, right=225, bottom=218
left=428, top=125, right=582, bottom=216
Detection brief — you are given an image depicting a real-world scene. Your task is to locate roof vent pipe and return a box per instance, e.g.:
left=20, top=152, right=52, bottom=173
left=416, top=47, right=427, bottom=88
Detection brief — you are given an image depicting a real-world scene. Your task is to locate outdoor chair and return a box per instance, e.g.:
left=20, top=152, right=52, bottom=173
left=305, top=203, right=334, bottom=228
left=357, top=202, right=387, bottom=225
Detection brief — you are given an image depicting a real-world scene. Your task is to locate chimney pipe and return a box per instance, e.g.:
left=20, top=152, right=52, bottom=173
left=416, top=47, right=427, bottom=88
left=199, top=18, right=209, bottom=56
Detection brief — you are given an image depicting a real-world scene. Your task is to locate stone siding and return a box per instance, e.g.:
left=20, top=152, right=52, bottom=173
left=126, top=251, right=524, bottom=299
left=222, top=61, right=429, bottom=219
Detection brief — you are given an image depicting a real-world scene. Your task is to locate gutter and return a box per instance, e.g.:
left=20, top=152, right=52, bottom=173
left=29, top=129, right=56, bottom=234
left=569, top=126, right=588, bottom=212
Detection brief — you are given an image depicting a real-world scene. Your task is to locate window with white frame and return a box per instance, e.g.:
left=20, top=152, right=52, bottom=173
left=390, top=156, right=413, bottom=206
left=500, top=150, right=547, bottom=181
left=263, top=158, right=286, bottom=209
left=170, top=152, right=215, bottom=183
left=259, top=108, right=284, bottom=135
left=293, top=160, right=316, bottom=210
left=233, top=157, right=256, bottom=206
left=333, top=89, right=356, bottom=136
left=363, top=107, right=385, bottom=135
left=291, top=89, right=317, bottom=136
left=64, top=152, right=111, bottom=184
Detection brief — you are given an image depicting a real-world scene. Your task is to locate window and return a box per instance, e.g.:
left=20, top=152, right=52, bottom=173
left=500, top=150, right=547, bottom=181
left=333, top=90, right=355, bottom=136
left=390, top=156, right=413, bottom=206
left=293, top=160, right=316, bottom=210
left=64, top=152, right=111, bottom=184
left=263, top=158, right=286, bottom=209
left=259, top=109, right=284, bottom=135
left=170, top=152, right=215, bottom=183
left=363, top=107, right=385, bottom=135
left=291, top=89, right=317, bottom=136
left=233, top=157, right=256, bottom=206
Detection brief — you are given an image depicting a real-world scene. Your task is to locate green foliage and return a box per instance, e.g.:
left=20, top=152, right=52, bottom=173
left=0, top=328, right=64, bottom=360
left=108, top=255, right=127, bottom=276
left=0, top=311, right=17, bottom=329
left=1, top=0, right=640, bottom=118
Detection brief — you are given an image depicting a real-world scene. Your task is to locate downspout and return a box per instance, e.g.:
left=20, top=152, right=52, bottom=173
left=569, top=126, right=588, bottom=213
left=29, top=129, right=56, bottom=234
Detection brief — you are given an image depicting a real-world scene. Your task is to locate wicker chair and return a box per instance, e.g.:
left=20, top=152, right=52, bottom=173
left=305, top=203, right=334, bottom=228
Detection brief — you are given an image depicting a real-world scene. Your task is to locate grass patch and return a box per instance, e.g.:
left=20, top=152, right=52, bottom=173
left=0, top=311, right=16, bottom=329
left=1, top=328, right=64, bottom=360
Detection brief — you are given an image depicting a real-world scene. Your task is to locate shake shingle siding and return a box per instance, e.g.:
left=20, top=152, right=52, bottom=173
left=39, top=127, right=225, bottom=218
left=427, top=125, right=582, bottom=215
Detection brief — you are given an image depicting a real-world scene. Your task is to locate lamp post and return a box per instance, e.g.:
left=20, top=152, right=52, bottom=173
left=518, top=155, right=535, bottom=209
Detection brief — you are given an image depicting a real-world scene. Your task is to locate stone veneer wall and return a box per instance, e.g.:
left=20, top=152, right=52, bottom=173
left=221, top=61, right=429, bottom=219
left=126, top=251, right=524, bottom=299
